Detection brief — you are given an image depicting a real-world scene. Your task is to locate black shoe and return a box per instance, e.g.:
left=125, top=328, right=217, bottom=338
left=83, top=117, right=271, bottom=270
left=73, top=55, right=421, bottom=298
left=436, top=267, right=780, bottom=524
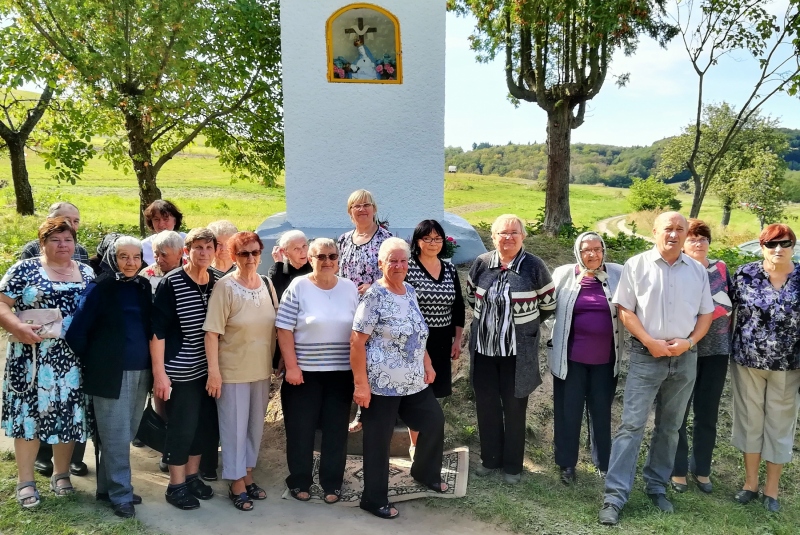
left=159, top=460, right=169, bottom=473
left=669, top=478, right=688, bottom=493
left=165, top=485, right=200, bottom=510
left=598, top=503, right=620, bottom=525
left=647, top=493, right=674, bottom=513
left=70, top=462, right=89, bottom=477
left=763, top=496, right=780, bottom=512
left=34, top=459, right=53, bottom=477
left=186, top=477, right=214, bottom=500
left=112, top=502, right=136, bottom=519
left=131, top=438, right=145, bottom=448
left=200, top=470, right=218, bottom=482
left=560, top=466, right=576, bottom=485
left=691, top=474, right=713, bottom=494
left=734, top=489, right=760, bottom=504
left=96, top=492, right=142, bottom=505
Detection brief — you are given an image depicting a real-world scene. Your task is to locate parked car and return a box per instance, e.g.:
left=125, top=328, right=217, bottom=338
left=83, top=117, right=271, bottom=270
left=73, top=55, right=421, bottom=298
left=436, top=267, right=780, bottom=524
left=738, top=239, right=800, bottom=261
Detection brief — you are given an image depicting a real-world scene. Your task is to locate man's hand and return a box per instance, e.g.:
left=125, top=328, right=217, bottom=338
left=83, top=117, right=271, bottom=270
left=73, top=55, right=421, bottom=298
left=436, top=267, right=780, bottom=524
left=645, top=339, right=672, bottom=358
left=666, top=338, right=692, bottom=357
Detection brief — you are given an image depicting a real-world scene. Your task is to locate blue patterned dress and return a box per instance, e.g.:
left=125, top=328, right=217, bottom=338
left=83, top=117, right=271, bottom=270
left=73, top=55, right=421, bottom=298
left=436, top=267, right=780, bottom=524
left=1, top=259, right=94, bottom=442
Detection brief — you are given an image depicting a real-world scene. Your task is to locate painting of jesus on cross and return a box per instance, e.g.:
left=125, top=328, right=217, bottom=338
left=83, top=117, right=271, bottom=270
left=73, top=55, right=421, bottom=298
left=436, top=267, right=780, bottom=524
left=327, top=4, right=402, bottom=84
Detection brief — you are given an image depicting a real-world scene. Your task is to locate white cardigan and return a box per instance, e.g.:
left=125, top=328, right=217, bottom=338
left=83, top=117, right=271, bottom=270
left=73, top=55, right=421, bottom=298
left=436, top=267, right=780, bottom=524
left=546, top=263, right=625, bottom=379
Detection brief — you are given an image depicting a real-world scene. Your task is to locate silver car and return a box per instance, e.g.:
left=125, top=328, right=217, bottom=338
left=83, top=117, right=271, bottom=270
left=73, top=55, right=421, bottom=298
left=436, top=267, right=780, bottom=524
left=738, top=239, right=800, bottom=261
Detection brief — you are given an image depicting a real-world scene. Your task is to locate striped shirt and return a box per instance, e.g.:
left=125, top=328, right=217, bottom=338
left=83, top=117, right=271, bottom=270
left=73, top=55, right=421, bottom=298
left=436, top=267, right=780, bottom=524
left=275, top=276, right=359, bottom=372
left=152, top=268, right=219, bottom=382
left=20, top=239, right=90, bottom=264
left=405, top=256, right=465, bottom=329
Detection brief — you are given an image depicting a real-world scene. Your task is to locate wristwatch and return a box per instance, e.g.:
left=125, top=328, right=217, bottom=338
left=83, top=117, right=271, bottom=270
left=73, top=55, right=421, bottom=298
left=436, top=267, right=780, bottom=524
left=687, top=337, right=695, bottom=350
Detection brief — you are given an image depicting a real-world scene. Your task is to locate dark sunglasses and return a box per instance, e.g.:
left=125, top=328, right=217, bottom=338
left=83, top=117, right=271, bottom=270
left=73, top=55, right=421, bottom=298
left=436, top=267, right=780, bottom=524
left=763, top=240, right=794, bottom=249
left=311, top=253, right=339, bottom=261
left=235, top=250, right=262, bottom=258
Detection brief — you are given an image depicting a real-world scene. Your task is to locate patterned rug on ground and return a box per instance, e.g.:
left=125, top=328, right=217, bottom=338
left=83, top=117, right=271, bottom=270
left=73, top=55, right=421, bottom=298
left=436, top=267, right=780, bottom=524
left=280, top=447, right=469, bottom=506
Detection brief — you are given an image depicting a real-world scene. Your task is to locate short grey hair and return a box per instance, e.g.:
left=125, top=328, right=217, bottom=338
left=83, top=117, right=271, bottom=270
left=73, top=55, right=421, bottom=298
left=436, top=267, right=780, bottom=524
left=207, top=220, right=238, bottom=240
left=114, top=235, right=142, bottom=251
left=278, top=229, right=307, bottom=248
left=491, top=214, right=527, bottom=238
left=579, top=232, right=603, bottom=245
left=378, top=237, right=410, bottom=263
left=47, top=201, right=79, bottom=217
left=151, top=230, right=184, bottom=253
left=308, top=238, right=337, bottom=257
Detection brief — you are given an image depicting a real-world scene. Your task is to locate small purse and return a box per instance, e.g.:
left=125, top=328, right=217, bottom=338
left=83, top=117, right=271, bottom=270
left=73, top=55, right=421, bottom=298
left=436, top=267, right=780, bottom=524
left=135, top=396, right=167, bottom=453
left=9, top=308, right=63, bottom=343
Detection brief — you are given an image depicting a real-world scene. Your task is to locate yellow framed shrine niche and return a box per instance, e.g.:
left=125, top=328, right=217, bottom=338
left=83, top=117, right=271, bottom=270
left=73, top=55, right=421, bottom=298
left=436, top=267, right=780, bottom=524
left=327, top=3, right=402, bottom=84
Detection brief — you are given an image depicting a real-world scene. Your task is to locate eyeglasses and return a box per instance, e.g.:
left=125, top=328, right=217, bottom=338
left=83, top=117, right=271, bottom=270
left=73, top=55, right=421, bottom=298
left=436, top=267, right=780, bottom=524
left=421, top=237, right=444, bottom=244
left=763, top=240, right=794, bottom=249
left=686, top=238, right=709, bottom=245
left=497, top=231, right=521, bottom=238
left=235, top=250, right=262, bottom=258
left=311, top=253, right=339, bottom=261
left=580, top=248, right=603, bottom=255
left=351, top=203, right=373, bottom=211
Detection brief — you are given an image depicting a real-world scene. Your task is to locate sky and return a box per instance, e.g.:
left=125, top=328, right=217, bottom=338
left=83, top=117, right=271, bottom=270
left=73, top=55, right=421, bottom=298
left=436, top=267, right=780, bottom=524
left=444, top=3, right=800, bottom=151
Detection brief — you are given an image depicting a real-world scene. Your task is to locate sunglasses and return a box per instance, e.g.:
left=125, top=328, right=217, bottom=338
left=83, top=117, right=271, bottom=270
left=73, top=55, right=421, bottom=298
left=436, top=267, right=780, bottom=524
left=311, top=253, right=339, bottom=261
left=235, top=250, right=262, bottom=258
left=763, top=240, right=794, bottom=249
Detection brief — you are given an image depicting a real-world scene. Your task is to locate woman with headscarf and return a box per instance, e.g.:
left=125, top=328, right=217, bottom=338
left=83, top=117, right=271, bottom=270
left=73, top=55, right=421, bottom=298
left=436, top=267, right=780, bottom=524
left=66, top=236, right=152, bottom=518
left=547, top=232, right=623, bottom=484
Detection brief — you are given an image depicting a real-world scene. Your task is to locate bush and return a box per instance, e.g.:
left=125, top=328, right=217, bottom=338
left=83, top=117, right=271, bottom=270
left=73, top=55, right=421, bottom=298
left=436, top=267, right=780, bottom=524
left=710, top=246, right=759, bottom=273
left=628, top=176, right=681, bottom=212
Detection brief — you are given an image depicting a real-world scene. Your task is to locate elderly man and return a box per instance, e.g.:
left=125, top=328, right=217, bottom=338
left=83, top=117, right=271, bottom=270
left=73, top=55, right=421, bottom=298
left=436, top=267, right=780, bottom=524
left=598, top=212, right=714, bottom=526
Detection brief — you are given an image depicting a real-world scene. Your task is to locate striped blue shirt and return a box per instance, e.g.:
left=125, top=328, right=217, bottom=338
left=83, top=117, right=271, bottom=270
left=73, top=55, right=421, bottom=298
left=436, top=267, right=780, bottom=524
left=275, top=276, right=359, bottom=372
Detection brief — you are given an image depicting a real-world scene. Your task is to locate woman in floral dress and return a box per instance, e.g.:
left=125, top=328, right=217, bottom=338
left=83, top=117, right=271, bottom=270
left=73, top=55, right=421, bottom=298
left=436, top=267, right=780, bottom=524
left=0, top=217, right=94, bottom=508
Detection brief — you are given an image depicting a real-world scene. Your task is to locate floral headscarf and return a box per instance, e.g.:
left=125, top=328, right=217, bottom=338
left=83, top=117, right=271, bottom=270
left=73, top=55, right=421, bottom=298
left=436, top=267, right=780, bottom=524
left=573, top=231, right=608, bottom=282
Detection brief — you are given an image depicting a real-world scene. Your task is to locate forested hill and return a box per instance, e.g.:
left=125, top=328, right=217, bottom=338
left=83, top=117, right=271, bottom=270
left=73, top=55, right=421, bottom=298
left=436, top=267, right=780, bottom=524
left=445, top=128, right=800, bottom=188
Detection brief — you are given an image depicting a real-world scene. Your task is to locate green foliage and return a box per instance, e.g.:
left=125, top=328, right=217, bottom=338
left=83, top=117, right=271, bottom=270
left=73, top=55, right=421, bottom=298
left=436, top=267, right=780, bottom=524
left=627, top=176, right=681, bottom=212
left=710, top=246, right=759, bottom=273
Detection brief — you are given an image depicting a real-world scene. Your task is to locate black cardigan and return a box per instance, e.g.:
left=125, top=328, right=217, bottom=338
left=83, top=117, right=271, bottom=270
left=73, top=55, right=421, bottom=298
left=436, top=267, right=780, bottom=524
left=65, top=273, right=153, bottom=399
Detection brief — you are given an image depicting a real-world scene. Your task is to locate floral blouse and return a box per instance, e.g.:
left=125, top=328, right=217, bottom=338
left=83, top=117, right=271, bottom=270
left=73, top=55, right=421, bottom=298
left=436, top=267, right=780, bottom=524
left=352, top=283, right=429, bottom=396
left=731, top=261, right=800, bottom=371
left=337, top=226, right=392, bottom=287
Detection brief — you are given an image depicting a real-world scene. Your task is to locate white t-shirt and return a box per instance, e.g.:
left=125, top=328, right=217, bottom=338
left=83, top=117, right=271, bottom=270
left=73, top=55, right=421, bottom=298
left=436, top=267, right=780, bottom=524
left=275, top=276, right=359, bottom=372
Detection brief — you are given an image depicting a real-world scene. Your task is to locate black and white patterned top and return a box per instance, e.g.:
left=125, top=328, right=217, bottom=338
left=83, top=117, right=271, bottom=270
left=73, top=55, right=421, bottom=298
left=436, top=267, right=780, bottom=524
left=337, top=226, right=392, bottom=287
left=20, top=239, right=90, bottom=264
left=152, top=268, right=219, bottom=382
left=405, top=256, right=465, bottom=329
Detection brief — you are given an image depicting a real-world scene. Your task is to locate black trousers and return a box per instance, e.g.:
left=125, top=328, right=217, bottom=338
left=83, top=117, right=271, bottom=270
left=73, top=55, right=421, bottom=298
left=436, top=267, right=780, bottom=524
left=361, top=387, right=444, bottom=509
left=427, top=326, right=455, bottom=398
left=672, top=353, right=729, bottom=477
left=37, top=440, right=87, bottom=465
left=164, top=376, right=219, bottom=467
left=473, top=352, right=529, bottom=475
left=281, top=370, right=354, bottom=494
left=552, top=360, right=617, bottom=471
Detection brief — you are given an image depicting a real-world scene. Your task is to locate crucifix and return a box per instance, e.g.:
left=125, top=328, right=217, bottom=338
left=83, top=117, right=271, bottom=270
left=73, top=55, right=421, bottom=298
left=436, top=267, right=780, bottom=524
left=344, top=18, right=377, bottom=42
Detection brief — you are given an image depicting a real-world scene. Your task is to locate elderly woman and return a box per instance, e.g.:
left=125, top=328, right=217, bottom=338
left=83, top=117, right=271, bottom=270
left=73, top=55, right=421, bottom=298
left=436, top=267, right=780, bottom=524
left=548, top=232, right=623, bottom=484
left=207, top=220, right=239, bottom=278
left=352, top=237, right=446, bottom=520
left=139, top=230, right=186, bottom=295
left=337, top=189, right=392, bottom=296
left=204, top=232, right=278, bottom=511
left=466, top=214, right=556, bottom=484
left=670, top=219, right=732, bottom=494
left=141, top=200, right=186, bottom=266
left=729, top=223, right=800, bottom=513
left=0, top=217, right=95, bottom=508
left=151, top=228, right=220, bottom=510
left=65, top=236, right=151, bottom=519
left=269, top=230, right=311, bottom=300
left=20, top=202, right=90, bottom=264
left=276, top=238, right=359, bottom=504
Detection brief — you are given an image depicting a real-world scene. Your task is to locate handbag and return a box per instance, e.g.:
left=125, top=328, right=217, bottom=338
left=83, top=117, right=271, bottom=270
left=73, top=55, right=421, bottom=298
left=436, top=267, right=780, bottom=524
left=9, top=308, right=63, bottom=343
left=135, top=395, right=167, bottom=453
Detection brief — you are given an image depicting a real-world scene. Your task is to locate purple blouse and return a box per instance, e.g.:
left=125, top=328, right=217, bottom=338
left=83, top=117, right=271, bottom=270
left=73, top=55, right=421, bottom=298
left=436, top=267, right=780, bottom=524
left=567, top=276, right=614, bottom=365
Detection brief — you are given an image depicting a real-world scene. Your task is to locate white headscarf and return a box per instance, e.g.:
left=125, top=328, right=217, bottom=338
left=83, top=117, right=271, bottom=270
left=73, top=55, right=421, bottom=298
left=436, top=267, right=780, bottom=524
left=573, top=231, right=608, bottom=282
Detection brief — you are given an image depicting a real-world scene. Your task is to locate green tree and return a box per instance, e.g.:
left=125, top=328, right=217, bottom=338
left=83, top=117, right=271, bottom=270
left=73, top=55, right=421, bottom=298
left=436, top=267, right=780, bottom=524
left=15, top=0, right=283, bottom=234
left=657, top=103, right=788, bottom=225
left=628, top=176, right=681, bottom=211
left=733, top=148, right=786, bottom=229
left=450, top=0, right=677, bottom=234
left=666, top=0, right=800, bottom=217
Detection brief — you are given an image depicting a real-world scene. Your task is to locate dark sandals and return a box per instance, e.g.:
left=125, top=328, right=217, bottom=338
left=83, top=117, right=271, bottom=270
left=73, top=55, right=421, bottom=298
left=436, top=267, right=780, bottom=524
left=289, top=488, right=311, bottom=501
left=417, top=480, right=449, bottom=493
left=50, top=472, right=75, bottom=496
left=245, top=483, right=267, bottom=500
left=15, top=481, right=41, bottom=508
left=360, top=502, right=399, bottom=519
left=324, top=490, right=342, bottom=504
left=229, top=486, right=254, bottom=512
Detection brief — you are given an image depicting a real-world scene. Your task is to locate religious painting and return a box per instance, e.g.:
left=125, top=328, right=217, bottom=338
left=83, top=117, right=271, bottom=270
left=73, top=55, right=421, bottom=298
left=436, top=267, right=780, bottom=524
left=327, top=4, right=402, bottom=84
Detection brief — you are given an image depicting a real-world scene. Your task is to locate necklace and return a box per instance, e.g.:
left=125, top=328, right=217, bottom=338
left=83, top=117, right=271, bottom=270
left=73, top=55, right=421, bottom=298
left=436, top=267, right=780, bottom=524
left=186, top=268, right=210, bottom=308
left=46, top=260, right=74, bottom=278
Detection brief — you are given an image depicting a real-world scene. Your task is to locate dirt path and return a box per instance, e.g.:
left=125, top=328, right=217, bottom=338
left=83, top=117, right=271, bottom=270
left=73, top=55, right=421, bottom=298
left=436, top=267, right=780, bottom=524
left=595, top=215, right=654, bottom=243
left=0, top=356, right=507, bottom=535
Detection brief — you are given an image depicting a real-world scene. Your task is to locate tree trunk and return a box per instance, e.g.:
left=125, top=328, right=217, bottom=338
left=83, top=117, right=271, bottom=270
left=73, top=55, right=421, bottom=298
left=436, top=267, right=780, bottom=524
left=543, top=103, right=573, bottom=235
left=8, top=139, right=35, bottom=215
left=125, top=113, right=161, bottom=236
left=689, top=173, right=703, bottom=218
left=720, top=197, right=732, bottom=227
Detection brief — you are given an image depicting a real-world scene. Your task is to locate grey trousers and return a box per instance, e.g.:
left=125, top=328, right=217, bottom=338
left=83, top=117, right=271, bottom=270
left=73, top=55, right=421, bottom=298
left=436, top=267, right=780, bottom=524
left=217, top=380, right=270, bottom=481
left=603, top=348, right=697, bottom=509
left=93, top=369, right=151, bottom=504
